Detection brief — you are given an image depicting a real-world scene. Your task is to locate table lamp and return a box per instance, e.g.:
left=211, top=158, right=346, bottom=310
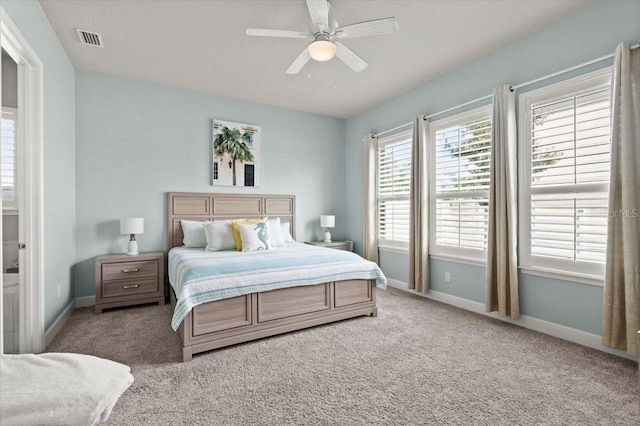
left=320, top=215, right=335, bottom=243
left=120, top=218, right=144, bottom=255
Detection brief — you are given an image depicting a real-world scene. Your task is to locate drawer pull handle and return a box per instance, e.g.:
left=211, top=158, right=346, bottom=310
left=122, top=268, right=140, bottom=273
left=123, top=284, right=140, bottom=289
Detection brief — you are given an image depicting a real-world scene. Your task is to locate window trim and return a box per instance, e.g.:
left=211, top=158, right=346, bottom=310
left=518, top=67, right=612, bottom=284
left=430, top=253, right=487, bottom=268
left=378, top=240, right=409, bottom=253
left=519, top=265, right=604, bottom=287
left=428, top=104, right=492, bottom=262
left=376, top=128, right=412, bottom=250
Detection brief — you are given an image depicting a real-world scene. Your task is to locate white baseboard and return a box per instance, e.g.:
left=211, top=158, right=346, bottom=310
left=75, top=296, right=96, bottom=308
left=387, top=278, right=409, bottom=290
left=386, top=279, right=636, bottom=361
left=44, top=299, right=74, bottom=348
left=43, top=296, right=96, bottom=349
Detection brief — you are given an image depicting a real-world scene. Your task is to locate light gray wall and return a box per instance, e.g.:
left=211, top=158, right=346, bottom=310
left=429, top=260, right=486, bottom=304
left=379, top=249, right=409, bottom=284
left=74, top=71, right=347, bottom=297
left=2, top=1, right=76, bottom=328
left=345, top=0, right=640, bottom=335
left=2, top=49, right=18, bottom=108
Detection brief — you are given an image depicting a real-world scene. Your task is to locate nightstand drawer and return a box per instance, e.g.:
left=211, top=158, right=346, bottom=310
left=102, top=277, right=159, bottom=298
left=101, top=260, right=158, bottom=282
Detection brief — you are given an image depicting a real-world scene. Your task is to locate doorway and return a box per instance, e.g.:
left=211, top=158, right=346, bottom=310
left=1, top=7, right=44, bottom=354
left=2, top=49, right=19, bottom=353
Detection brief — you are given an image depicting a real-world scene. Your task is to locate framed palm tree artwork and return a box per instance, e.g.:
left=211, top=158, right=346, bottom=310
left=212, top=119, right=261, bottom=187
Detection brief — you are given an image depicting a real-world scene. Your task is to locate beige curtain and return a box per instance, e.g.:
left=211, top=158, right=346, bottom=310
left=363, top=134, right=379, bottom=263
left=602, top=42, right=640, bottom=356
left=486, top=85, right=519, bottom=319
left=409, top=116, right=429, bottom=292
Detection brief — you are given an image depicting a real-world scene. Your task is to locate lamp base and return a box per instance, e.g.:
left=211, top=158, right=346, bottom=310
left=127, top=240, right=139, bottom=256
left=324, top=230, right=332, bottom=243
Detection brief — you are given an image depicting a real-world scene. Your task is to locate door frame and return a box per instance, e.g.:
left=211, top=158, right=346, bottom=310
left=1, top=7, right=45, bottom=354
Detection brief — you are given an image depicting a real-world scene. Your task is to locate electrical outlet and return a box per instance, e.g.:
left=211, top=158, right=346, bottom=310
left=57, top=284, right=61, bottom=298
left=445, top=272, right=451, bottom=282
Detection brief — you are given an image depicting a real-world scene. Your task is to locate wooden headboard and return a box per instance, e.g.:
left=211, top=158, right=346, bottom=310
left=168, top=192, right=295, bottom=248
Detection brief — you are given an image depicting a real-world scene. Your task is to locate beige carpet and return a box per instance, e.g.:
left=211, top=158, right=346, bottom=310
left=47, top=288, right=638, bottom=425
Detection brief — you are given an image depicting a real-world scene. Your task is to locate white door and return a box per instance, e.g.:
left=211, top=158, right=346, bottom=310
left=1, top=7, right=45, bottom=354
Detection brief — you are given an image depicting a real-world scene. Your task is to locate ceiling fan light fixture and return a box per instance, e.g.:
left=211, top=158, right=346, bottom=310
left=308, top=39, right=337, bottom=61
left=247, top=0, right=398, bottom=74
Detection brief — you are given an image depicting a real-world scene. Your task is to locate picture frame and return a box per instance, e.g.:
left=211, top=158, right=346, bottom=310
left=212, top=119, right=261, bottom=187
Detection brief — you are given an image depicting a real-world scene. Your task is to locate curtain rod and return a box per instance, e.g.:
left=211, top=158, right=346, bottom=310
left=512, top=42, right=639, bottom=90
left=371, top=42, right=639, bottom=139
left=373, top=121, right=413, bottom=138
left=424, top=94, right=493, bottom=120
left=372, top=91, right=494, bottom=138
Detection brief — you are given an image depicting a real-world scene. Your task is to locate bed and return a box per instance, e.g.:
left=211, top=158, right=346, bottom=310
left=167, top=192, right=387, bottom=362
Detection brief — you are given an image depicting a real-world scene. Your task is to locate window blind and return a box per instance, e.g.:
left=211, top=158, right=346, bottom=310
left=529, top=86, right=611, bottom=265
left=1, top=110, right=17, bottom=206
left=377, top=131, right=412, bottom=246
left=433, top=112, right=491, bottom=253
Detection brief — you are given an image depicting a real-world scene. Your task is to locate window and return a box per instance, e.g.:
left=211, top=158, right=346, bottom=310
left=2, top=108, right=18, bottom=210
left=429, top=105, right=492, bottom=261
left=520, top=69, right=611, bottom=280
left=377, top=129, right=412, bottom=250
left=213, top=161, right=219, bottom=181
left=244, top=132, right=254, bottom=148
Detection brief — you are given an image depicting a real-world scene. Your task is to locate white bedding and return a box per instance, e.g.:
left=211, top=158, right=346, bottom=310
left=168, top=242, right=387, bottom=330
left=0, top=353, right=133, bottom=426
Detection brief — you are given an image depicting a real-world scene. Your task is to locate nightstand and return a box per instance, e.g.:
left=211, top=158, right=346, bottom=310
left=94, top=251, right=165, bottom=314
left=305, top=240, right=354, bottom=252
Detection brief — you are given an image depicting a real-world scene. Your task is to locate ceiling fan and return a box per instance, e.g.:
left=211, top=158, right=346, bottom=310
left=246, top=0, right=398, bottom=74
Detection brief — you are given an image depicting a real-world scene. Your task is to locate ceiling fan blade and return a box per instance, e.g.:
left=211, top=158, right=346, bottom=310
left=306, top=0, right=329, bottom=31
left=286, top=48, right=311, bottom=74
left=335, top=42, right=367, bottom=72
left=335, top=17, right=398, bottom=39
left=246, top=28, right=310, bottom=38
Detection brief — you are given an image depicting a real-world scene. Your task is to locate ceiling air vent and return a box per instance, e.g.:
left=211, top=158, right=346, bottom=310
left=76, top=28, right=103, bottom=48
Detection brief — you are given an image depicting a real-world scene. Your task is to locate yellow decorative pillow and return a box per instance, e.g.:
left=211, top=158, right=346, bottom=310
left=231, top=218, right=267, bottom=251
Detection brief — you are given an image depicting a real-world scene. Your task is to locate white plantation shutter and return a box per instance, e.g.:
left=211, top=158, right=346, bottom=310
left=430, top=105, right=492, bottom=259
left=1, top=109, right=18, bottom=209
left=377, top=130, right=412, bottom=248
left=521, top=70, right=611, bottom=279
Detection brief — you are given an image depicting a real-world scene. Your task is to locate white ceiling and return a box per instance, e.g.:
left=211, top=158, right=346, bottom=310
left=40, top=0, right=593, bottom=119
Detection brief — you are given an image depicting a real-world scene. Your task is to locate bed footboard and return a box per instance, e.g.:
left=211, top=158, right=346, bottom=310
left=171, top=279, right=377, bottom=362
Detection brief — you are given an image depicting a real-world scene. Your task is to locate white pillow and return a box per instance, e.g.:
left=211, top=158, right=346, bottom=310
left=181, top=220, right=209, bottom=247
left=238, top=222, right=271, bottom=252
left=267, top=218, right=286, bottom=247
left=280, top=221, right=295, bottom=243
left=204, top=220, right=236, bottom=251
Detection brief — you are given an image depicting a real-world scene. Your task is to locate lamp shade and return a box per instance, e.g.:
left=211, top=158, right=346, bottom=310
left=320, top=215, right=335, bottom=228
left=308, top=40, right=337, bottom=61
left=120, top=218, right=144, bottom=235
